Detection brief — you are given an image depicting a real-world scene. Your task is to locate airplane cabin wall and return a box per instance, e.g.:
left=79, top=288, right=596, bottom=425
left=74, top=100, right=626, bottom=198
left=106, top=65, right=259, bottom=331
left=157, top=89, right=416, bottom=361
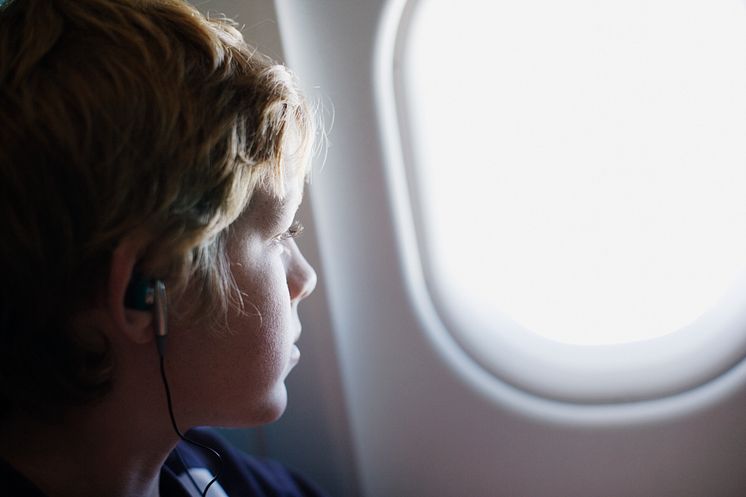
left=199, top=1, right=746, bottom=496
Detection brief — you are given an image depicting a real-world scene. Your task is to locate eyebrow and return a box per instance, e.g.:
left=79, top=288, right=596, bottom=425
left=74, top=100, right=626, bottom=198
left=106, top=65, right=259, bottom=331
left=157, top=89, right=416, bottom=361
left=281, top=188, right=304, bottom=216
left=256, top=190, right=304, bottom=228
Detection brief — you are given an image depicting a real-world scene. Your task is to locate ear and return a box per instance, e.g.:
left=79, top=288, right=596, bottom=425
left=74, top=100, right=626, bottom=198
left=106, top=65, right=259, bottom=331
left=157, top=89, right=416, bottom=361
left=108, top=237, right=154, bottom=345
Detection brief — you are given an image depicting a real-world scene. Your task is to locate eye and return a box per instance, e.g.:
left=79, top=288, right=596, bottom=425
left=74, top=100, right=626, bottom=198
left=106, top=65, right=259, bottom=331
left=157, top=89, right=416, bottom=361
left=276, top=220, right=304, bottom=242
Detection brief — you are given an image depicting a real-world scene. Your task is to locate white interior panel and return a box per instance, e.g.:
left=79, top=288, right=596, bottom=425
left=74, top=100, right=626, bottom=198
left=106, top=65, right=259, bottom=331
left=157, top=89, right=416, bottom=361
left=274, top=0, right=746, bottom=495
left=200, top=1, right=746, bottom=496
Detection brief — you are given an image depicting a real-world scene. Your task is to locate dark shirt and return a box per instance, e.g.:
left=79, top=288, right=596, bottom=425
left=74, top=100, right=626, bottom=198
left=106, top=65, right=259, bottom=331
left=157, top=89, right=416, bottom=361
left=0, top=428, right=328, bottom=497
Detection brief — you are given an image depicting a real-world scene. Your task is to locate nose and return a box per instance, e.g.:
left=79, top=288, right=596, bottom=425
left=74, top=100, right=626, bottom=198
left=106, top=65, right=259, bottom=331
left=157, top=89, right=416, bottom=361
left=287, top=240, right=317, bottom=302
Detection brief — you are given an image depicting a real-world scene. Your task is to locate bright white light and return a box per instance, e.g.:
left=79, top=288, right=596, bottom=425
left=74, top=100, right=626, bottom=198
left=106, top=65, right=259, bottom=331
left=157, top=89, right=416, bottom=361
left=401, top=0, right=746, bottom=345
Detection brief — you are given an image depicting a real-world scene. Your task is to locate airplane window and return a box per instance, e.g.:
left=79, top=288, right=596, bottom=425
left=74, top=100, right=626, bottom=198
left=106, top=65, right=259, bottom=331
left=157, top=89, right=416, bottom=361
left=397, top=0, right=746, bottom=348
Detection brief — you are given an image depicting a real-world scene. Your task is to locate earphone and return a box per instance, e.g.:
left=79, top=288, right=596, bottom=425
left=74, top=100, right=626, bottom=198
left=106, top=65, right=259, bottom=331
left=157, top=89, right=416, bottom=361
left=125, top=274, right=167, bottom=355
left=125, top=274, right=222, bottom=497
left=124, top=273, right=156, bottom=311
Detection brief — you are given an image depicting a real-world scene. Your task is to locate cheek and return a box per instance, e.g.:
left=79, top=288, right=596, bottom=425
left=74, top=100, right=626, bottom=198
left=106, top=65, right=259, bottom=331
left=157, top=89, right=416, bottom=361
left=234, top=257, right=290, bottom=322
left=207, top=292, right=292, bottom=423
left=228, top=263, right=293, bottom=367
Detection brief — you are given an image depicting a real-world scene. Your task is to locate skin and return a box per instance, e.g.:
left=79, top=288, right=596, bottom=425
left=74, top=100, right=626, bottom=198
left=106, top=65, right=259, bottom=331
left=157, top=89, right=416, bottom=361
left=0, top=172, right=317, bottom=497
left=168, top=174, right=317, bottom=428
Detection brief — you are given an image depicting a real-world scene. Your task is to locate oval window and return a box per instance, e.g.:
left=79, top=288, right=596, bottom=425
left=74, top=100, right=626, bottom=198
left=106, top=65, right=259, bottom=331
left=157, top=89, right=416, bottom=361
left=394, top=0, right=746, bottom=402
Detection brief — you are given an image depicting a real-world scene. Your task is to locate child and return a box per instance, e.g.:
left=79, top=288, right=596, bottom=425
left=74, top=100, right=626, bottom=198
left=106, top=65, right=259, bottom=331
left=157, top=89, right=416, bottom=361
left=0, top=0, right=327, bottom=495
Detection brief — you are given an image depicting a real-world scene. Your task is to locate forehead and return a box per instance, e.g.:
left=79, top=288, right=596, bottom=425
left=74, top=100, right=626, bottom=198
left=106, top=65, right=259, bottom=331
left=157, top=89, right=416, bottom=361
left=231, top=141, right=309, bottom=233
left=242, top=174, right=304, bottom=228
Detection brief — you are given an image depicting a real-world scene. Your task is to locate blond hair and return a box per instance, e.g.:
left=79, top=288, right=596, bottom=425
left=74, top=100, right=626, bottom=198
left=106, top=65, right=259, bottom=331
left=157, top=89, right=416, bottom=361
left=0, top=0, right=315, bottom=417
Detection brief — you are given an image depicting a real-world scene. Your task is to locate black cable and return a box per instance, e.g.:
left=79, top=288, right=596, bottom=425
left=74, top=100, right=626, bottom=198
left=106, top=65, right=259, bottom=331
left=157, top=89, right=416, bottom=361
left=159, top=351, right=223, bottom=497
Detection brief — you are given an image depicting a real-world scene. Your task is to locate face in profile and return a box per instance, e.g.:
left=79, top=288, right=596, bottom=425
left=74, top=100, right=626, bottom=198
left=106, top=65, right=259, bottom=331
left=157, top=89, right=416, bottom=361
left=167, top=170, right=317, bottom=428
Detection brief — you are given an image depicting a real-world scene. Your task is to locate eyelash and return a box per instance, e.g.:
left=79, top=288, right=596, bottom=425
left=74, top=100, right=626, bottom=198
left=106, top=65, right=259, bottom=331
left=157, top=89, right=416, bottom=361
left=277, top=220, right=304, bottom=242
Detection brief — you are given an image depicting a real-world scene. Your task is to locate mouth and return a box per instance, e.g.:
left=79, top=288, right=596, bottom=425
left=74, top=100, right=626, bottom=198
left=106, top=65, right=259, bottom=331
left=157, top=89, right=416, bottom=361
left=289, top=344, right=301, bottom=365
left=289, top=328, right=302, bottom=365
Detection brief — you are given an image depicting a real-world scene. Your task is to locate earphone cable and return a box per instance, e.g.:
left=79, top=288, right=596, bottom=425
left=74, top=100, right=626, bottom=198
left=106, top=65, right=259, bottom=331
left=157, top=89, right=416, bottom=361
left=159, top=353, right=223, bottom=497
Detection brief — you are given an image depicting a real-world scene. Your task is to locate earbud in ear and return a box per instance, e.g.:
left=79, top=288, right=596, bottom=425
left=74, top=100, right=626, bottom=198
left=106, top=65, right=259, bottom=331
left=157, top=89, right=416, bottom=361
left=124, top=273, right=155, bottom=311
left=125, top=274, right=168, bottom=356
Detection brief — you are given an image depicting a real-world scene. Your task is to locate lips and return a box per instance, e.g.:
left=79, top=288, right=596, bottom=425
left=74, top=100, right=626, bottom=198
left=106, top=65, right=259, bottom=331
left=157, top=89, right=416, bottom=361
left=289, top=344, right=301, bottom=365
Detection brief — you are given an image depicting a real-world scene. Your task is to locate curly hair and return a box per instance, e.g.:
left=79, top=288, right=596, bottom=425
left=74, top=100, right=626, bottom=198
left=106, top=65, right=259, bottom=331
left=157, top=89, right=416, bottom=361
left=0, top=0, right=315, bottom=418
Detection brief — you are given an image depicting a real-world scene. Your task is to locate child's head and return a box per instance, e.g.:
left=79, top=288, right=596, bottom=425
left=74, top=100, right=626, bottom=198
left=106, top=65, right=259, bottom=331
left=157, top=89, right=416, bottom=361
left=0, top=0, right=316, bottom=420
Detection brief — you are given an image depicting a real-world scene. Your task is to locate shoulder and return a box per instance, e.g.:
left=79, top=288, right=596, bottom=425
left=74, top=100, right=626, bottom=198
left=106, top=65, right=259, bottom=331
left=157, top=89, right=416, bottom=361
left=161, top=427, right=329, bottom=497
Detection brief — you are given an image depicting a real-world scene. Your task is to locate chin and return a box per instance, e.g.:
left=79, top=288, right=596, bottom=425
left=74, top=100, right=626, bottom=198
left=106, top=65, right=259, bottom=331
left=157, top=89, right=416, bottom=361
left=226, top=385, right=288, bottom=428
left=261, top=385, right=289, bottom=423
